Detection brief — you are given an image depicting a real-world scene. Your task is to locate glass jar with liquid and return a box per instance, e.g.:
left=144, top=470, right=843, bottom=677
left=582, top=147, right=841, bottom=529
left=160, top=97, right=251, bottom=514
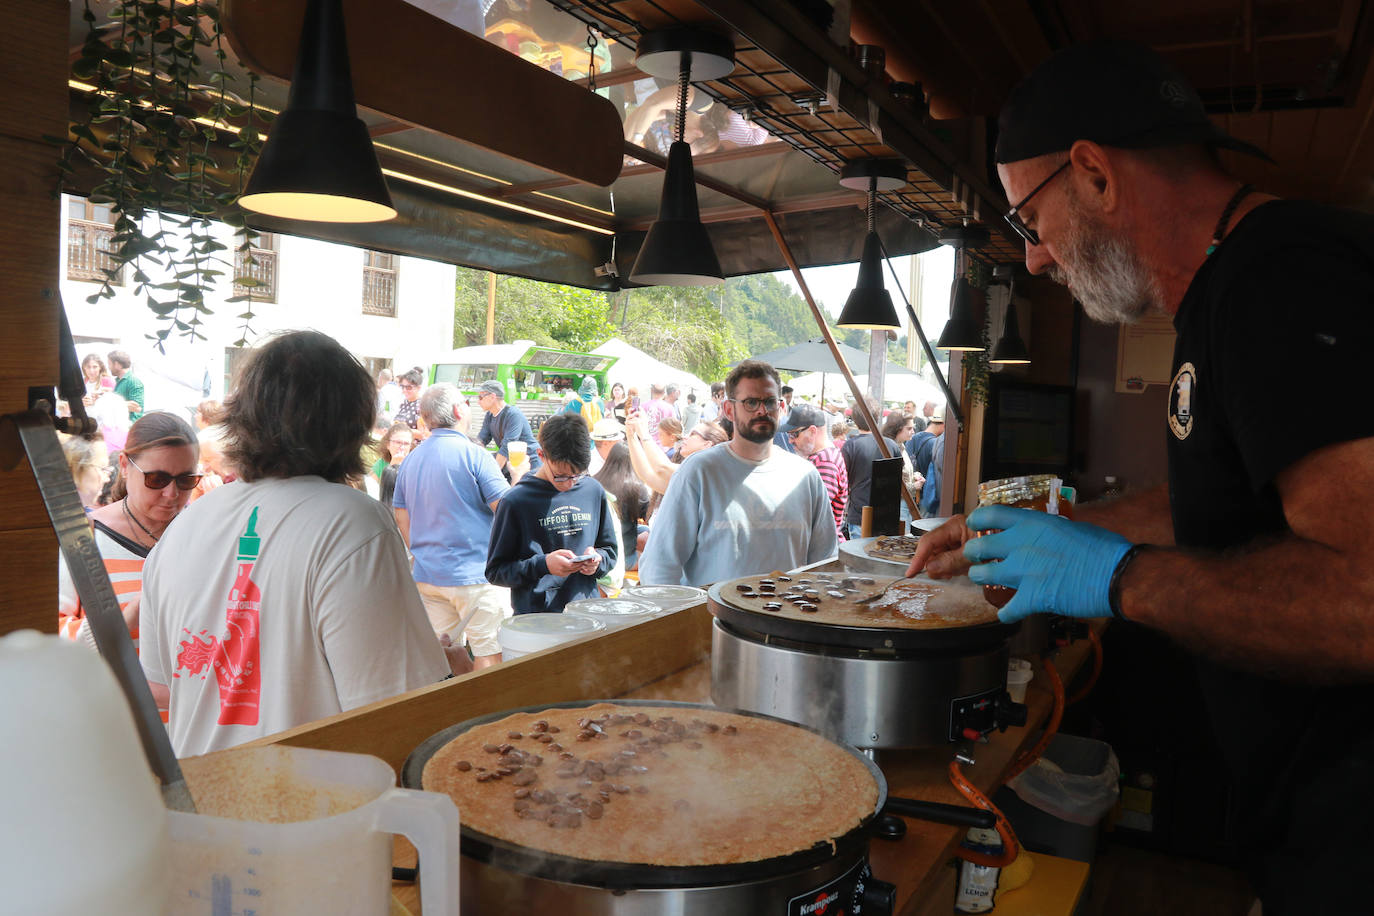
left=975, top=474, right=1069, bottom=608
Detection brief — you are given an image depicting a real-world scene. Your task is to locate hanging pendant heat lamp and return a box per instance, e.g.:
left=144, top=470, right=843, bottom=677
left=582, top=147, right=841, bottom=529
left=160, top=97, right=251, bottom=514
left=239, top=0, right=396, bottom=223
left=935, top=224, right=990, bottom=351
left=629, top=28, right=735, bottom=286
left=990, top=264, right=1031, bottom=365
left=836, top=159, right=906, bottom=330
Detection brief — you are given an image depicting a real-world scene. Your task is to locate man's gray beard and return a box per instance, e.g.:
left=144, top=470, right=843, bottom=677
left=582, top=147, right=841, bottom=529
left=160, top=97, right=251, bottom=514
left=737, top=419, right=776, bottom=444
left=1052, top=202, right=1158, bottom=324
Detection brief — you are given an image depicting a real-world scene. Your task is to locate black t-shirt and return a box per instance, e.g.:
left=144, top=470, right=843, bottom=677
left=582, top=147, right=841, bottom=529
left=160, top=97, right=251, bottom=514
left=839, top=433, right=901, bottom=525
left=1169, top=199, right=1374, bottom=547
left=1166, top=199, right=1374, bottom=907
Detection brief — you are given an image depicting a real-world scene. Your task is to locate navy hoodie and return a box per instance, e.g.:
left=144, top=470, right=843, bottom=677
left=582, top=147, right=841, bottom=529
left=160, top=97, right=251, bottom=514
left=486, top=475, right=619, bottom=613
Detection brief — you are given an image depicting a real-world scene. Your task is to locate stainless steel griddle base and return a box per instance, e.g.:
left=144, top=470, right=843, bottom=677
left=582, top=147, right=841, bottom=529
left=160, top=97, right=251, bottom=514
left=458, top=850, right=866, bottom=915
left=711, top=620, right=1009, bottom=749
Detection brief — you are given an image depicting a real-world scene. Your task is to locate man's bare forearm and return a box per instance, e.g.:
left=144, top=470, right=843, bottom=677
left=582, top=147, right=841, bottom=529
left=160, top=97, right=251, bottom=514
left=1120, top=535, right=1374, bottom=681
left=1072, top=483, right=1175, bottom=546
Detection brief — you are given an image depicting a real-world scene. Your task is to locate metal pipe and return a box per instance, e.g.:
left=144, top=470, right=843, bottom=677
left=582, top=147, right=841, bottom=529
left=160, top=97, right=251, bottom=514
left=763, top=210, right=921, bottom=519
left=875, top=234, right=964, bottom=429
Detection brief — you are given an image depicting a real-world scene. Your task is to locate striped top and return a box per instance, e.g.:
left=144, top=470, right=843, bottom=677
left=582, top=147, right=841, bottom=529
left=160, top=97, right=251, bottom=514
left=807, top=445, right=849, bottom=540
left=58, top=520, right=148, bottom=650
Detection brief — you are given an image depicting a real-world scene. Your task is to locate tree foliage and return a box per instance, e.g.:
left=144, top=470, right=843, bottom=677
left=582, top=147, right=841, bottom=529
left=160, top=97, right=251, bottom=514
left=453, top=267, right=889, bottom=385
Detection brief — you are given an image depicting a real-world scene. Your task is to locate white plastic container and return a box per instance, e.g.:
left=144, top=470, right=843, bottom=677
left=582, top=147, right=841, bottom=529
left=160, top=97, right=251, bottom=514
left=1006, top=657, right=1034, bottom=703
left=621, top=584, right=707, bottom=613
left=168, top=745, right=460, bottom=915
left=0, top=630, right=170, bottom=916
left=500, top=612, right=605, bottom=660
left=564, top=597, right=661, bottom=630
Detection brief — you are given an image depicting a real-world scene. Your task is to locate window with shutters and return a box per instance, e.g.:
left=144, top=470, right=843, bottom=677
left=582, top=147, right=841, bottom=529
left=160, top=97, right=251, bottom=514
left=362, top=250, right=398, bottom=316
left=233, top=231, right=279, bottom=303
left=66, top=198, right=123, bottom=285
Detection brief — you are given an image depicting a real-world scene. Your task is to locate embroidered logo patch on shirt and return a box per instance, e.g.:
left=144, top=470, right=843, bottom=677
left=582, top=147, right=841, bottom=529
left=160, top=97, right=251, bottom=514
left=1168, top=362, right=1197, bottom=441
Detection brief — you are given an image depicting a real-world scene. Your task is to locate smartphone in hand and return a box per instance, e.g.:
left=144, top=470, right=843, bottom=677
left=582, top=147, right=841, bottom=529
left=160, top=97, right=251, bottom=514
left=630, top=396, right=641, bottom=409
left=570, top=552, right=597, bottom=563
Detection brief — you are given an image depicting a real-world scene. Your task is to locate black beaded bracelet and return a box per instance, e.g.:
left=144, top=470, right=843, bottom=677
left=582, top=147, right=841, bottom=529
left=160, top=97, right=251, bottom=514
left=1108, top=544, right=1150, bottom=620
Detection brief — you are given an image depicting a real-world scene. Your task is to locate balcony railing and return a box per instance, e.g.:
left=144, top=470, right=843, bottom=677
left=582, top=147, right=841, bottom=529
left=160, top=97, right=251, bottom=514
left=67, top=219, right=121, bottom=284
left=362, top=265, right=397, bottom=316
left=233, top=247, right=278, bottom=302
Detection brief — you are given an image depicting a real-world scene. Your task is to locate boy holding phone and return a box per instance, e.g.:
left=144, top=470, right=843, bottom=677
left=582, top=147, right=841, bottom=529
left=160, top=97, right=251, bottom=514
left=486, top=413, right=620, bottom=613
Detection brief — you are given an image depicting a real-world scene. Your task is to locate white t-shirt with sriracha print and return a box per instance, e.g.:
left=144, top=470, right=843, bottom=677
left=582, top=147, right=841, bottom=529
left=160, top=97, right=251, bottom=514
left=140, top=476, right=448, bottom=757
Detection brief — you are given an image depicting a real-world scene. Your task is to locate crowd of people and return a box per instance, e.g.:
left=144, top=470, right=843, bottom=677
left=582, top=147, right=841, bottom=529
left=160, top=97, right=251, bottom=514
left=57, top=334, right=943, bottom=756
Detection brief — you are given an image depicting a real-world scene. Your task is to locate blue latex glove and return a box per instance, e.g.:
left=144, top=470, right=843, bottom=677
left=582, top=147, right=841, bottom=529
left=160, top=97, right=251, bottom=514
left=964, top=505, right=1134, bottom=623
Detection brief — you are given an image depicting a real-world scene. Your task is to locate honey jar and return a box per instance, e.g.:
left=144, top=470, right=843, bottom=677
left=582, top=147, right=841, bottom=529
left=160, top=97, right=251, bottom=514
left=975, top=475, right=1069, bottom=608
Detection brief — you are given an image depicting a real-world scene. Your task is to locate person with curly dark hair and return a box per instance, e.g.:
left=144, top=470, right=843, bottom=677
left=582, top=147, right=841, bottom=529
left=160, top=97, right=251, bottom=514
left=139, top=331, right=448, bottom=757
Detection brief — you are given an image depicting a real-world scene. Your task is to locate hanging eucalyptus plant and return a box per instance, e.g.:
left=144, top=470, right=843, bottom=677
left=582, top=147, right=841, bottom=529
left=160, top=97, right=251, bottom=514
left=53, top=0, right=272, bottom=347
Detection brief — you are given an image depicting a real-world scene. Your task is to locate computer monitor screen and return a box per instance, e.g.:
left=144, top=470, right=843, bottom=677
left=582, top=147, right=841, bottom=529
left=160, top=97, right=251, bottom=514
left=981, top=379, right=1074, bottom=479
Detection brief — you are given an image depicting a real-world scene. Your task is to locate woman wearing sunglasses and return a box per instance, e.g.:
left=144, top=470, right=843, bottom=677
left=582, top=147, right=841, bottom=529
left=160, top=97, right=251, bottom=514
left=58, top=412, right=200, bottom=659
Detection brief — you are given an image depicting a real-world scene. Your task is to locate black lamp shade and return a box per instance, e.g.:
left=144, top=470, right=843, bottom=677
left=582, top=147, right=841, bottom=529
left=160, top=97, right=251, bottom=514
left=630, top=141, right=723, bottom=286
left=239, top=0, right=396, bottom=223
left=837, top=231, right=900, bottom=329
left=935, top=276, right=985, bottom=351
left=990, top=298, right=1031, bottom=364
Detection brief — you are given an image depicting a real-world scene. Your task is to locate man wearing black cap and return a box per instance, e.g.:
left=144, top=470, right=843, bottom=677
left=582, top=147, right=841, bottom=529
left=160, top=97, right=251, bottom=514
left=912, top=40, right=1374, bottom=912
left=781, top=403, right=847, bottom=540
left=475, top=379, right=542, bottom=474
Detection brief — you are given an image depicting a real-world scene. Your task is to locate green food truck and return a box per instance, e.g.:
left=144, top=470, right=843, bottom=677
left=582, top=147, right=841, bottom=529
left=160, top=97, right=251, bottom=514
left=429, top=341, right=618, bottom=431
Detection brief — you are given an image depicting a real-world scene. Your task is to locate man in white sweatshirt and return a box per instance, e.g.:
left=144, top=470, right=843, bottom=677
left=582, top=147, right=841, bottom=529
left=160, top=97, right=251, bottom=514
left=637, top=361, right=838, bottom=587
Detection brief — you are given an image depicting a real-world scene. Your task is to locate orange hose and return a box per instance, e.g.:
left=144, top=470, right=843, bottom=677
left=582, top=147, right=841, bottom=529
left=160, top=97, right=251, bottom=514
left=947, top=656, right=1068, bottom=868
left=1004, top=657, right=1065, bottom=783
left=948, top=759, right=1020, bottom=867
left=1067, top=628, right=1103, bottom=706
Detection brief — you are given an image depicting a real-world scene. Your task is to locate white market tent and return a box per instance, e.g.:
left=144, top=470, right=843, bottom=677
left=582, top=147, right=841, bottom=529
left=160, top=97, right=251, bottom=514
left=592, top=338, right=711, bottom=399
left=788, top=370, right=945, bottom=408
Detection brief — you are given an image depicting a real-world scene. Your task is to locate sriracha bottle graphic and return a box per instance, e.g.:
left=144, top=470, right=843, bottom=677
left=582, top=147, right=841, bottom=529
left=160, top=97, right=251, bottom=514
left=213, top=507, right=263, bottom=725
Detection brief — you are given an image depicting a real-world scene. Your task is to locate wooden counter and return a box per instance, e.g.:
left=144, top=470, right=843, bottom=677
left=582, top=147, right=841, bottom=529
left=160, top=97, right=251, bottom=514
left=243, top=602, right=1097, bottom=915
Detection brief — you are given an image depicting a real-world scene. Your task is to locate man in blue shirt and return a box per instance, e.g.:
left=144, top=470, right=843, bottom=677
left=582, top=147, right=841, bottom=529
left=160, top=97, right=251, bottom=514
left=394, top=383, right=515, bottom=671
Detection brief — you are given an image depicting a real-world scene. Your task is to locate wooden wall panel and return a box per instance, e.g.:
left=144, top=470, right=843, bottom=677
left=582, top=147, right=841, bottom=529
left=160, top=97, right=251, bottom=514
left=0, top=137, right=62, bottom=403
left=0, top=1, right=69, bottom=145
left=0, top=529, right=57, bottom=635
left=0, top=0, right=69, bottom=636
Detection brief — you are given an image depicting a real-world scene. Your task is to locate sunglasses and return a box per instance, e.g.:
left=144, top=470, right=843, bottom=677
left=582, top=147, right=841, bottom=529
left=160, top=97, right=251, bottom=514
left=127, top=454, right=202, bottom=491
left=1004, top=160, right=1070, bottom=247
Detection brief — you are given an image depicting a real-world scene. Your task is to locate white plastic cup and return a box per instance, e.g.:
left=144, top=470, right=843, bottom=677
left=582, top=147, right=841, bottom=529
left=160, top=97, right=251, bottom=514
left=500, top=613, right=605, bottom=660
left=1006, top=657, right=1034, bottom=703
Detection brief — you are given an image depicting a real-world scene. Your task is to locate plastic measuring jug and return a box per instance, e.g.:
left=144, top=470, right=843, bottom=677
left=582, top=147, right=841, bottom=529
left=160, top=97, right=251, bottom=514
left=168, top=744, right=460, bottom=915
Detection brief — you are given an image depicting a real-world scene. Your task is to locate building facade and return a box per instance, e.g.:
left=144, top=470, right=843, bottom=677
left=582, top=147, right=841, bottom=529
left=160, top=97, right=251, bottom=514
left=60, top=195, right=456, bottom=415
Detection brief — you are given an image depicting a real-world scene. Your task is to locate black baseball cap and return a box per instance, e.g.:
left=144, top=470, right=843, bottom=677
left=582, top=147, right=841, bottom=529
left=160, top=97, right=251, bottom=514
left=996, top=40, right=1273, bottom=165
left=780, top=403, right=828, bottom=435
